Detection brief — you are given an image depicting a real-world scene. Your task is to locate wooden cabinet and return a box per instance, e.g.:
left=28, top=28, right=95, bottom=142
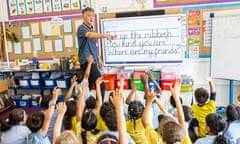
left=0, top=79, right=13, bottom=113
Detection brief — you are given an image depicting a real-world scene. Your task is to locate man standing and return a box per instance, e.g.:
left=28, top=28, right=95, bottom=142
left=77, top=7, right=114, bottom=101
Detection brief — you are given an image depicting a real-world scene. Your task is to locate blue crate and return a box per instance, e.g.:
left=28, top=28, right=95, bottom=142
left=18, top=78, right=31, bottom=88
left=148, top=79, right=160, bottom=91
left=43, top=77, right=60, bottom=88
left=56, top=78, right=71, bottom=89
left=30, top=79, right=42, bottom=88
left=15, top=96, right=32, bottom=108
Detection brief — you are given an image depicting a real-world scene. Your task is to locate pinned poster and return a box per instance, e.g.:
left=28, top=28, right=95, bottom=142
left=188, top=27, right=200, bottom=36
left=25, top=0, right=34, bottom=14
left=188, top=37, right=200, bottom=46
left=188, top=10, right=201, bottom=27
left=8, top=0, right=18, bottom=16
left=71, top=0, right=80, bottom=10
left=34, top=0, right=43, bottom=14
left=17, top=0, right=26, bottom=15
left=43, top=0, right=53, bottom=13
left=23, top=41, right=32, bottom=53
left=52, top=0, right=62, bottom=12
left=189, top=46, right=199, bottom=59
left=62, top=0, right=71, bottom=11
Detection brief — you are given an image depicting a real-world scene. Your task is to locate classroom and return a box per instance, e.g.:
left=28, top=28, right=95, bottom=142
left=0, top=0, right=240, bottom=144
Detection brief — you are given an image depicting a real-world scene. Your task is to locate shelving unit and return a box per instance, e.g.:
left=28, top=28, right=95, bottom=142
left=0, top=79, right=14, bottom=114
left=0, top=69, right=80, bottom=108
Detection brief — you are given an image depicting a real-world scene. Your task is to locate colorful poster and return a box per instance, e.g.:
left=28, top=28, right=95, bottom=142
left=34, top=0, right=43, bottom=14
left=189, top=46, right=199, bottom=59
left=43, top=0, right=53, bottom=13
left=17, top=0, right=26, bottom=15
left=8, top=0, right=18, bottom=16
left=52, top=0, right=62, bottom=12
left=62, top=0, right=71, bottom=11
left=203, top=11, right=213, bottom=47
left=188, top=10, right=201, bottom=27
left=188, top=27, right=200, bottom=36
left=25, top=0, right=34, bottom=14
left=188, top=37, right=200, bottom=46
left=71, top=0, right=80, bottom=10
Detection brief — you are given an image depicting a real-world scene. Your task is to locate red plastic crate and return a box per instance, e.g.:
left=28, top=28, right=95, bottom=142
left=102, top=74, right=116, bottom=90
left=114, top=79, right=129, bottom=89
left=161, top=79, right=176, bottom=90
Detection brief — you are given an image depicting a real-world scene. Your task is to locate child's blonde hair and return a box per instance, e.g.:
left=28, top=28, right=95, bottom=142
left=56, top=130, right=79, bottom=144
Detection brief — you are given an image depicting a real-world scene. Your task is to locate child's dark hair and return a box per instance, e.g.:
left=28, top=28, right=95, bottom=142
left=206, top=113, right=229, bottom=144
left=225, top=104, right=240, bottom=122
left=100, top=102, right=114, bottom=119
left=81, top=110, right=99, bottom=144
left=97, top=134, right=119, bottom=144
left=85, top=96, right=96, bottom=110
left=128, top=101, right=144, bottom=129
left=103, top=109, right=117, bottom=131
left=73, top=70, right=84, bottom=83
left=170, top=95, right=182, bottom=108
left=82, top=7, right=94, bottom=15
left=63, top=100, right=77, bottom=130
left=162, top=121, right=185, bottom=144
left=27, top=111, right=44, bottom=132
left=1, top=109, right=25, bottom=132
left=194, top=87, right=209, bottom=105
left=182, top=105, right=192, bottom=121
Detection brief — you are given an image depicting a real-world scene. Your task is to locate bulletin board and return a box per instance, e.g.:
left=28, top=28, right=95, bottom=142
left=5, top=16, right=85, bottom=60
left=184, top=3, right=240, bottom=58
left=154, top=0, right=240, bottom=8
left=7, top=0, right=83, bottom=19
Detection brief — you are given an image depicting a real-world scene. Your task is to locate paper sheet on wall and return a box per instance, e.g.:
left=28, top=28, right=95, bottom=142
left=203, top=11, right=213, bottom=47
left=22, top=26, right=31, bottom=39
left=7, top=41, right=12, bottom=52
left=31, top=23, right=40, bottom=36
left=33, top=38, right=41, bottom=51
left=54, top=39, right=63, bottom=52
left=41, top=22, right=51, bottom=36
left=75, top=20, right=83, bottom=32
left=51, top=25, right=61, bottom=36
left=189, top=46, right=199, bottom=59
left=14, top=42, right=22, bottom=54
left=44, top=40, right=53, bottom=52
left=23, top=41, right=32, bottom=53
left=64, top=35, right=73, bottom=47
left=63, top=20, right=72, bottom=33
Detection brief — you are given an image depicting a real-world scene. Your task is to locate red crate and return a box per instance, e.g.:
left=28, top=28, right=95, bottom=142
left=161, top=79, right=176, bottom=90
left=114, top=79, right=129, bottom=89
left=102, top=74, right=116, bottom=90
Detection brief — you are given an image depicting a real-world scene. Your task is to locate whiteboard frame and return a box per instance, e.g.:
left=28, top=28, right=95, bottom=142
left=101, top=14, right=186, bottom=66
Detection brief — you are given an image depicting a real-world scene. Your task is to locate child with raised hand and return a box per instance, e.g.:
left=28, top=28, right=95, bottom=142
left=27, top=87, right=60, bottom=144
left=52, top=102, right=78, bottom=144
left=109, top=89, right=128, bottom=144
left=80, top=77, right=103, bottom=144
left=126, top=100, right=147, bottom=144
left=191, top=76, right=216, bottom=138
left=195, top=113, right=228, bottom=144
left=65, top=55, right=93, bottom=102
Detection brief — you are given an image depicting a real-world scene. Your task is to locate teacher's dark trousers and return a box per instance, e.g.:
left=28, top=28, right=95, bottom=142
left=81, top=63, right=105, bottom=101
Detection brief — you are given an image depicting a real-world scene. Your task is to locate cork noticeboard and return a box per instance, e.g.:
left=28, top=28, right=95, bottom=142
left=5, top=17, right=84, bottom=60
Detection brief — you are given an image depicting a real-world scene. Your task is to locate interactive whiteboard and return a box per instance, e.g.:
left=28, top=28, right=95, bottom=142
left=101, top=14, right=186, bottom=65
